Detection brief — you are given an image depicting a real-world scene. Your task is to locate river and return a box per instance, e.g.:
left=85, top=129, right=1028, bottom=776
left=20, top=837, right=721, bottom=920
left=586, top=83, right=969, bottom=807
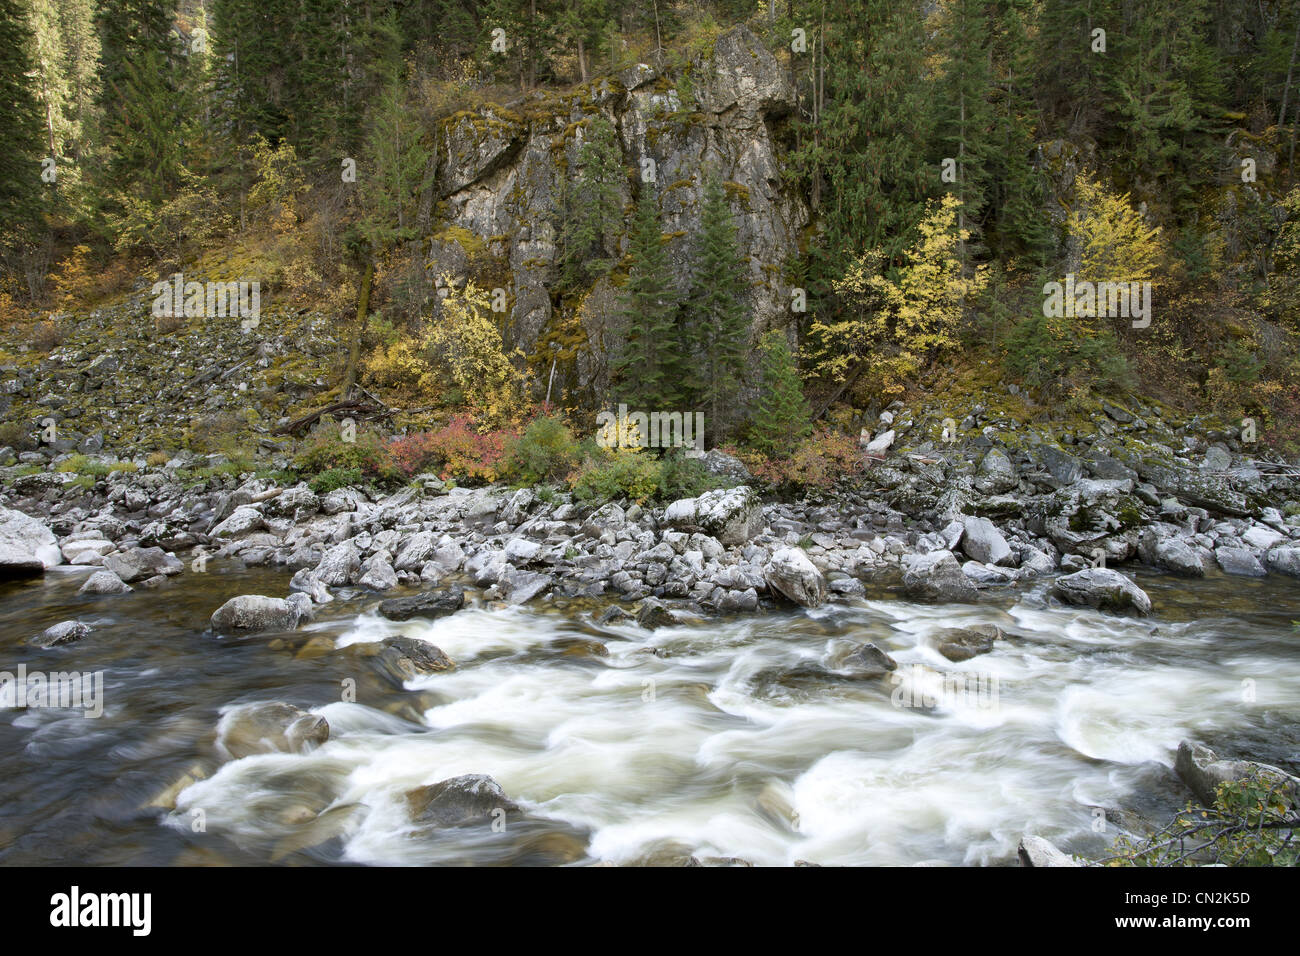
left=2, top=562, right=1298, bottom=866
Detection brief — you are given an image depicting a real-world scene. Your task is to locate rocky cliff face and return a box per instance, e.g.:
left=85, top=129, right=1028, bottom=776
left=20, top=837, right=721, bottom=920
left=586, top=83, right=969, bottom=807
left=428, top=26, right=810, bottom=370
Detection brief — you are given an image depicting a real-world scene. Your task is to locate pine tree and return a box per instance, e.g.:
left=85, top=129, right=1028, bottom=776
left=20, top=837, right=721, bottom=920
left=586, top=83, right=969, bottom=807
left=0, top=0, right=46, bottom=246
left=984, top=0, right=1052, bottom=264
left=799, top=0, right=936, bottom=262
left=95, top=0, right=186, bottom=206
left=613, top=184, right=681, bottom=411
left=685, top=175, right=750, bottom=443
left=360, top=78, right=432, bottom=246
left=934, top=0, right=995, bottom=251
left=749, top=330, right=811, bottom=456
left=559, top=115, right=623, bottom=291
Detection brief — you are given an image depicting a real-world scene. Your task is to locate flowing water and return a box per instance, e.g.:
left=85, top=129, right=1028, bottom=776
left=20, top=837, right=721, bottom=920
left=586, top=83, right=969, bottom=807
left=2, top=560, right=1298, bottom=866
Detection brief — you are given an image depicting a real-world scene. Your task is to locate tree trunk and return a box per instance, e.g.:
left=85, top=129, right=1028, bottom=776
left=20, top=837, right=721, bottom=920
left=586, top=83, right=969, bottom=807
left=343, top=258, right=375, bottom=391
left=1279, top=17, right=1300, bottom=128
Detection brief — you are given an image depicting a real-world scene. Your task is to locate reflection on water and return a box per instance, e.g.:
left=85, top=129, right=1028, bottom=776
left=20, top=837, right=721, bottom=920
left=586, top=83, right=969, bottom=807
left=1, top=559, right=1298, bottom=866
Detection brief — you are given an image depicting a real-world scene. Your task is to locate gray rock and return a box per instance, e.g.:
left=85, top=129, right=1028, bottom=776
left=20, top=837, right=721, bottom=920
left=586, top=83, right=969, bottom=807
left=663, top=486, right=763, bottom=546
left=636, top=597, right=676, bottom=629
left=1266, top=546, right=1300, bottom=577
left=405, top=774, right=519, bottom=828
left=836, top=642, right=898, bottom=677
left=102, top=546, right=182, bottom=584
left=376, top=636, right=455, bottom=682
left=974, top=448, right=1017, bottom=494
left=500, top=568, right=551, bottom=605
left=763, top=547, right=828, bottom=608
left=210, top=506, right=265, bottom=538
left=378, top=586, right=466, bottom=622
left=901, top=550, right=979, bottom=602
left=1175, top=740, right=1299, bottom=808
left=864, top=429, right=894, bottom=455
left=935, top=625, right=1003, bottom=662
left=1138, top=530, right=1205, bottom=577
left=314, top=540, right=361, bottom=586
left=699, top=448, right=750, bottom=481
left=961, top=516, right=1012, bottom=566
left=0, top=506, right=62, bottom=576
left=1202, top=445, right=1232, bottom=471
left=1050, top=568, right=1152, bottom=615
left=210, top=594, right=307, bottom=631
left=1037, top=445, right=1083, bottom=485
left=216, top=701, right=329, bottom=760
left=1214, top=546, right=1266, bottom=577
left=358, top=555, right=398, bottom=590
left=78, top=569, right=132, bottom=594
left=33, top=620, right=92, bottom=648
left=1018, top=836, right=1080, bottom=867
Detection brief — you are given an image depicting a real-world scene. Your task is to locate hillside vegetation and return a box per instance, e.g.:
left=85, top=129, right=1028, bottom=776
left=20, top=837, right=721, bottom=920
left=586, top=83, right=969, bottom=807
left=2, top=1, right=1300, bottom=495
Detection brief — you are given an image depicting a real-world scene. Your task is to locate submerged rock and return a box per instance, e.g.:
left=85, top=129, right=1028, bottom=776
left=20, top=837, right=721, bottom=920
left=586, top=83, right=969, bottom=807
left=216, top=701, right=329, bottom=760
left=376, top=636, right=455, bottom=682
left=32, top=620, right=92, bottom=648
left=405, top=773, right=520, bottom=828
left=934, top=625, right=1003, bottom=662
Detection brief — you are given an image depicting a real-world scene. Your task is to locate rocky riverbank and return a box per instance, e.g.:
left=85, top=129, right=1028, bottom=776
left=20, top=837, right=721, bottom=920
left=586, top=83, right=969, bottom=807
left=4, top=397, right=1300, bottom=640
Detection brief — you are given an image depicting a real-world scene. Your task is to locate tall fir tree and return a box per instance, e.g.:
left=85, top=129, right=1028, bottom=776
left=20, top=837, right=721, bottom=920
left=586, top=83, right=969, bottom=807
left=95, top=0, right=187, bottom=208
left=933, top=0, right=995, bottom=265
left=749, top=330, right=811, bottom=456
left=612, top=184, right=682, bottom=411
left=0, top=0, right=46, bottom=246
left=685, top=175, right=750, bottom=443
left=984, top=0, right=1052, bottom=264
left=559, top=115, right=623, bottom=291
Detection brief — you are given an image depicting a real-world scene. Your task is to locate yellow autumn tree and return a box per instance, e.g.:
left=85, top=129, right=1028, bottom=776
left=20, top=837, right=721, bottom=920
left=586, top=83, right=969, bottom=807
left=364, top=276, right=526, bottom=425
left=812, top=194, right=986, bottom=401
left=424, top=276, right=526, bottom=426
left=1067, top=172, right=1164, bottom=288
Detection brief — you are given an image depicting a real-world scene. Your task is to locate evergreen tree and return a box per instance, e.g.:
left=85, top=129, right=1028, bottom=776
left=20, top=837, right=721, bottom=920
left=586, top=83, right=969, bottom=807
left=360, top=78, right=432, bottom=245
left=984, top=0, right=1052, bottom=264
left=95, top=0, right=187, bottom=207
left=797, top=0, right=936, bottom=262
left=934, top=0, right=995, bottom=251
left=613, top=184, right=681, bottom=411
left=749, top=330, right=811, bottom=456
left=685, top=175, right=750, bottom=443
left=0, top=0, right=46, bottom=246
left=559, top=115, right=623, bottom=291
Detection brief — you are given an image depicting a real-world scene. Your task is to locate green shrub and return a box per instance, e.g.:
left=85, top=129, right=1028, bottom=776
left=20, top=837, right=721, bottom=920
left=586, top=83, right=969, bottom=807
left=295, top=423, right=396, bottom=483
left=0, top=422, right=34, bottom=451
left=308, top=467, right=363, bottom=494
left=657, top=450, right=728, bottom=500
left=507, top=414, right=579, bottom=484
left=1002, top=312, right=1130, bottom=392
left=570, top=451, right=665, bottom=505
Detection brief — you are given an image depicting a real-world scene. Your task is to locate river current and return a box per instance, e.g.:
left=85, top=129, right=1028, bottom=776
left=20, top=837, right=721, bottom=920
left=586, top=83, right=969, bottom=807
left=2, top=561, right=1298, bottom=866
